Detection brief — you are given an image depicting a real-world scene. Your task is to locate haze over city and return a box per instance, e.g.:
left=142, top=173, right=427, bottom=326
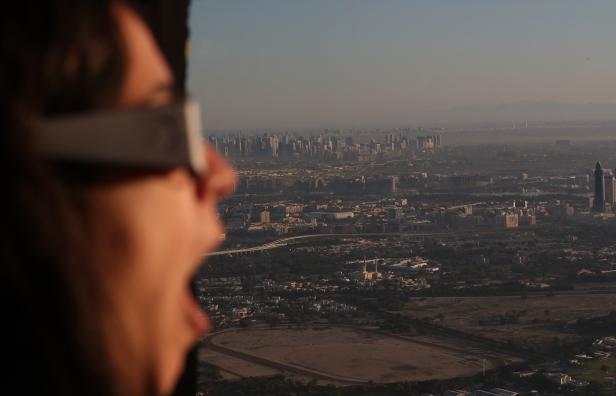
left=187, top=2, right=616, bottom=395
left=189, top=0, right=616, bottom=130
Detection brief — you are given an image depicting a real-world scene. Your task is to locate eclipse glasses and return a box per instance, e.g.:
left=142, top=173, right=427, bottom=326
left=37, top=98, right=206, bottom=175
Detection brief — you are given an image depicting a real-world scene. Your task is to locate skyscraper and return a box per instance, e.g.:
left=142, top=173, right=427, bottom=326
left=594, top=162, right=605, bottom=212
left=604, top=171, right=616, bottom=206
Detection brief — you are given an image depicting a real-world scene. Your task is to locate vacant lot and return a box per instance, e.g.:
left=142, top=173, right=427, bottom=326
left=202, top=326, right=519, bottom=385
left=199, top=347, right=280, bottom=380
left=402, top=294, right=616, bottom=351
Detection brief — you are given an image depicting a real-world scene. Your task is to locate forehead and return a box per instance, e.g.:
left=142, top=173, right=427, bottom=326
left=113, top=3, right=174, bottom=108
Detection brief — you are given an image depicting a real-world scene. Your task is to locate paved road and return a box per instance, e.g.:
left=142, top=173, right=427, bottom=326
left=207, top=231, right=450, bottom=256
left=207, top=227, right=539, bottom=256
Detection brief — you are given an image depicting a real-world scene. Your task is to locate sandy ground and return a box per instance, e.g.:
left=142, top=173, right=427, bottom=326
left=202, top=327, right=518, bottom=384
left=200, top=348, right=280, bottom=380
left=403, top=294, right=616, bottom=350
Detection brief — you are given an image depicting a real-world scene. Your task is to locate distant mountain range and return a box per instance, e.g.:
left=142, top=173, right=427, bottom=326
left=412, top=100, right=616, bottom=124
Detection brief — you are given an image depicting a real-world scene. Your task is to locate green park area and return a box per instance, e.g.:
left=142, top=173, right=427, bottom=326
left=568, top=357, right=616, bottom=393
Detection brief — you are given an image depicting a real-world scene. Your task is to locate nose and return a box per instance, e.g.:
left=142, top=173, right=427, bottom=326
left=197, top=143, right=237, bottom=200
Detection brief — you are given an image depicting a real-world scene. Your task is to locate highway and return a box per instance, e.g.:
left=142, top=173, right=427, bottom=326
left=207, top=231, right=449, bottom=256
left=206, top=227, right=534, bottom=256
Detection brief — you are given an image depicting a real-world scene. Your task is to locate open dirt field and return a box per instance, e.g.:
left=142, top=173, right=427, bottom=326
left=402, top=294, right=616, bottom=350
left=199, top=348, right=280, bottom=380
left=202, top=326, right=519, bottom=385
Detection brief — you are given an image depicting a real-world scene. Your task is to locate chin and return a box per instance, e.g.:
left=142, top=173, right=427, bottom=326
left=156, top=350, right=187, bottom=396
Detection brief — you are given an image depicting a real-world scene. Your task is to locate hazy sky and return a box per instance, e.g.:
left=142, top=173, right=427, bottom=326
left=188, top=0, right=616, bottom=130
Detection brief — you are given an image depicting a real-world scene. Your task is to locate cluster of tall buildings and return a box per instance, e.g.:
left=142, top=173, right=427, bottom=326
left=416, top=135, right=442, bottom=151
left=236, top=174, right=399, bottom=195
left=207, top=133, right=442, bottom=160
left=593, top=162, right=616, bottom=213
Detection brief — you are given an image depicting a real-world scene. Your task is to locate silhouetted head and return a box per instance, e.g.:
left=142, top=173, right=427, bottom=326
left=1, top=1, right=235, bottom=395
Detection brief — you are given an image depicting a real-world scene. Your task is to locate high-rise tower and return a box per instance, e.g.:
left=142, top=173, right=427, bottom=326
left=604, top=171, right=616, bottom=206
left=594, top=162, right=605, bottom=212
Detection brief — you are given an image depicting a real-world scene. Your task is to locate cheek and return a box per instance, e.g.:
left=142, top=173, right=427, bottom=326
left=89, top=173, right=223, bottom=393
left=143, top=191, right=222, bottom=390
left=144, top=189, right=198, bottom=309
left=149, top=208, right=213, bottom=394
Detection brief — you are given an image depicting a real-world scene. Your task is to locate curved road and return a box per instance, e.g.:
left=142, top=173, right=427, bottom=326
left=207, top=228, right=531, bottom=256
left=208, top=232, right=451, bottom=256
left=207, top=231, right=449, bottom=256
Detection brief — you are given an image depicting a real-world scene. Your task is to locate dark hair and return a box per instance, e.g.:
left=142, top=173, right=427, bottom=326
left=0, top=1, right=131, bottom=394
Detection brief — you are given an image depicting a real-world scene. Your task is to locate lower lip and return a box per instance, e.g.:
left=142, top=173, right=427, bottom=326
left=184, top=288, right=209, bottom=335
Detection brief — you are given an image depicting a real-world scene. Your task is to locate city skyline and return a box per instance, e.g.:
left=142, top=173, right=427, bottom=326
left=198, top=132, right=616, bottom=394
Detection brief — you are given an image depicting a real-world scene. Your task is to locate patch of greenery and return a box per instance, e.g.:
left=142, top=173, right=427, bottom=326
left=569, top=358, right=616, bottom=385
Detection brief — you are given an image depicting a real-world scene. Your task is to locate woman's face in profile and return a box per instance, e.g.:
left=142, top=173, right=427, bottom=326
left=87, top=4, right=235, bottom=395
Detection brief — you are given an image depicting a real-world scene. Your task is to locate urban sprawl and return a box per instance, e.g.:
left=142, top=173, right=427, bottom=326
left=197, top=123, right=616, bottom=396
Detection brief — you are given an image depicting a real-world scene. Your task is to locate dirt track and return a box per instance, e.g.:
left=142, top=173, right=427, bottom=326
left=201, top=326, right=520, bottom=384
